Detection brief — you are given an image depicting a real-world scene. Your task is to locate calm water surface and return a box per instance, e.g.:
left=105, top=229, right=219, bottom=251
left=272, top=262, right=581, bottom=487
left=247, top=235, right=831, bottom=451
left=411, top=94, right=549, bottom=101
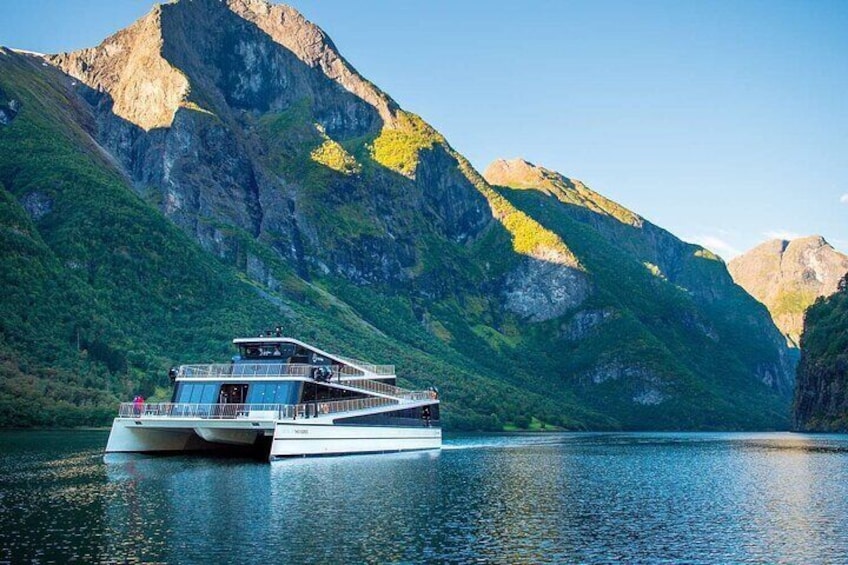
left=1, top=431, right=847, bottom=564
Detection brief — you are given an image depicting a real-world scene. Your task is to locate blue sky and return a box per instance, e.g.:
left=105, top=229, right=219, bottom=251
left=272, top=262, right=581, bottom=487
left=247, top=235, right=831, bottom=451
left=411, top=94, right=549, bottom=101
left=2, top=0, right=846, bottom=258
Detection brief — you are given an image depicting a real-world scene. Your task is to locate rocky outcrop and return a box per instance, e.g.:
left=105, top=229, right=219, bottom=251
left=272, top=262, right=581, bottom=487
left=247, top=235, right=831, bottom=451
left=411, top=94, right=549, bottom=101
left=582, top=361, right=668, bottom=406
left=560, top=308, right=616, bottom=341
left=503, top=251, right=592, bottom=322
left=225, top=0, right=399, bottom=127
left=793, top=275, right=848, bottom=430
left=0, top=84, right=21, bottom=126
left=48, top=6, right=189, bottom=131
left=729, top=236, right=848, bottom=347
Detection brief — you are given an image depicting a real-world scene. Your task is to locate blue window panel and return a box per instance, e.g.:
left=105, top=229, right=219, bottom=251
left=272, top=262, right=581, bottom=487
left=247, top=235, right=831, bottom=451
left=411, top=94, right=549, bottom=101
left=277, top=382, right=300, bottom=404
left=177, top=383, right=194, bottom=403
left=267, top=383, right=279, bottom=403
left=189, top=384, right=203, bottom=403
left=247, top=383, right=266, bottom=404
left=200, top=383, right=217, bottom=404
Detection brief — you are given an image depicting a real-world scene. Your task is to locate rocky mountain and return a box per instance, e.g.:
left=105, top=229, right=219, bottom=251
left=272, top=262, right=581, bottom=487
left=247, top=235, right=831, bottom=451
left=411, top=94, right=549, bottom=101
left=793, top=274, right=848, bottom=431
left=729, top=236, right=848, bottom=347
left=0, top=0, right=795, bottom=429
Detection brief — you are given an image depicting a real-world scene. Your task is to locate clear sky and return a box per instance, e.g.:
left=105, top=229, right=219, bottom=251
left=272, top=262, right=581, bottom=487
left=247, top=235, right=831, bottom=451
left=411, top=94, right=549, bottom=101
left=2, top=0, right=846, bottom=259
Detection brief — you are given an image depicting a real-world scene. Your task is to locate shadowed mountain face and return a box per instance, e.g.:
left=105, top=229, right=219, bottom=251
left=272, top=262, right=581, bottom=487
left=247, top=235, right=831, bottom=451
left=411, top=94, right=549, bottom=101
left=0, top=0, right=795, bottom=430
left=729, top=236, right=848, bottom=347
left=793, top=274, right=848, bottom=431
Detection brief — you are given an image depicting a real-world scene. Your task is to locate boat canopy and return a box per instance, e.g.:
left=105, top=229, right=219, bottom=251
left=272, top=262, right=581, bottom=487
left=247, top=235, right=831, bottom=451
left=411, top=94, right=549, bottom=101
left=232, top=337, right=387, bottom=376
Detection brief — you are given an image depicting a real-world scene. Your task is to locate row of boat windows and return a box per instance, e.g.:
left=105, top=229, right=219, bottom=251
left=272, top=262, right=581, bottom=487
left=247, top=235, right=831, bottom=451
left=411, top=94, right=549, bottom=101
left=174, top=382, right=301, bottom=405
left=335, top=405, right=440, bottom=428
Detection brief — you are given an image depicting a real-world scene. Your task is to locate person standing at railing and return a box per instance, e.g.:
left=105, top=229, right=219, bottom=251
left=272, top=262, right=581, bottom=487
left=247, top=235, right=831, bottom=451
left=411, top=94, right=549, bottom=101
left=133, top=395, right=144, bottom=416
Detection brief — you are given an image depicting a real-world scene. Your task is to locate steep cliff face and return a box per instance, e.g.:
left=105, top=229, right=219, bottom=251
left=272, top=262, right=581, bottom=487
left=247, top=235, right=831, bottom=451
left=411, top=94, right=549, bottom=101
left=46, top=0, right=499, bottom=286
left=793, top=275, right=848, bottom=431
left=0, top=0, right=797, bottom=430
left=729, top=236, right=848, bottom=347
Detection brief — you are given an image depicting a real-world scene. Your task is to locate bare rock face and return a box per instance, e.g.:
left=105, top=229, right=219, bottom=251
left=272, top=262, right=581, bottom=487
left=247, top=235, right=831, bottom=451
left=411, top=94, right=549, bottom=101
left=729, top=236, right=848, bottom=347
left=0, top=84, right=21, bottom=125
left=48, top=7, right=189, bottom=131
left=560, top=308, right=615, bottom=341
left=582, top=361, right=668, bottom=406
left=225, top=0, right=399, bottom=127
left=34, top=0, right=497, bottom=290
left=504, top=252, right=592, bottom=322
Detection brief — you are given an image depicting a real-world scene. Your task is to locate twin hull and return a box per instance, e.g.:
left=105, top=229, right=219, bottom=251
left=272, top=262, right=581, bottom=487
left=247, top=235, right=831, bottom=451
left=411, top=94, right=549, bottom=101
left=106, top=417, right=442, bottom=459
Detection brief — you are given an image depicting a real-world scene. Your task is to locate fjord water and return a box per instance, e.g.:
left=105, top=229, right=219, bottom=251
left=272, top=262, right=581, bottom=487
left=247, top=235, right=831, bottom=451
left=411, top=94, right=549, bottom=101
left=2, top=432, right=847, bottom=563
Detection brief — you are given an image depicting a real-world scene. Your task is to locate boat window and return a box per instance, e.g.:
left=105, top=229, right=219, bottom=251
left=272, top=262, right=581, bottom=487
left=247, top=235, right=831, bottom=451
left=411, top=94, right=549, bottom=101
left=239, top=343, right=296, bottom=359
left=188, top=384, right=204, bottom=404
left=176, top=383, right=190, bottom=402
left=199, top=383, right=217, bottom=404
left=277, top=382, right=301, bottom=404
left=334, top=405, right=440, bottom=427
left=247, top=383, right=268, bottom=404
left=243, top=382, right=301, bottom=404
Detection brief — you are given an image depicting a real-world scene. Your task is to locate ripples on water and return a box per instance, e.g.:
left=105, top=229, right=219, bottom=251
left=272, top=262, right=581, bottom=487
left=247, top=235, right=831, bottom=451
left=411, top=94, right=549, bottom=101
left=1, top=431, right=848, bottom=563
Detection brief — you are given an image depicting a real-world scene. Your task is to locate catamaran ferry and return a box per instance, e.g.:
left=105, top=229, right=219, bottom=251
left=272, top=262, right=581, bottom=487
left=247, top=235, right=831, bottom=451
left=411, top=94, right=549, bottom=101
left=105, top=332, right=441, bottom=460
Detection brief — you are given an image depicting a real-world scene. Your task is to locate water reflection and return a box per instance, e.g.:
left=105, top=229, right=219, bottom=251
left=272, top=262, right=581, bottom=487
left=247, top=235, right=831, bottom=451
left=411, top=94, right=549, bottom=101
left=2, top=431, right=848, bottom=563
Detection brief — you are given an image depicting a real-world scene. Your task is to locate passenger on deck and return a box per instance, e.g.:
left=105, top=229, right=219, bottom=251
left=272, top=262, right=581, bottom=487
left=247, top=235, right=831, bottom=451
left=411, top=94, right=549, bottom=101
left=133, top=395, right=144, bottom=416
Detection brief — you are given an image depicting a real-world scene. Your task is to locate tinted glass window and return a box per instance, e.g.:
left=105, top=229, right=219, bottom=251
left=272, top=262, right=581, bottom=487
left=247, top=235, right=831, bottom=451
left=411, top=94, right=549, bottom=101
left=247, top=383, right=267, bottom=404
left=200, top=383, right=217, bottom=404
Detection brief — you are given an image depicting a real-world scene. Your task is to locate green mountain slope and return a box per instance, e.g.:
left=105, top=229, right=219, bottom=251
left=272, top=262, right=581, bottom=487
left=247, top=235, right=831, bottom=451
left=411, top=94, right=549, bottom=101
left=0, top=0, right=794, bottom=430
left=483, top=159, right=792, bottom=428
left=793, top=275, right=848, bottom=431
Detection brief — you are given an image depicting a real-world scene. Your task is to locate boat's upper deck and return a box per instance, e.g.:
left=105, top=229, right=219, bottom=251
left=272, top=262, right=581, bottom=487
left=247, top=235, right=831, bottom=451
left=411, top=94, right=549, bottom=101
left=230, top=336, right=395, bottom=377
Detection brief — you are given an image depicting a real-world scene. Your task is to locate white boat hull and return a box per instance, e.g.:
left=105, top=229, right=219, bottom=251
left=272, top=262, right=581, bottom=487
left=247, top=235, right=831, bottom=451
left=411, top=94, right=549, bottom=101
left=270, top=422, right=442, bottom=459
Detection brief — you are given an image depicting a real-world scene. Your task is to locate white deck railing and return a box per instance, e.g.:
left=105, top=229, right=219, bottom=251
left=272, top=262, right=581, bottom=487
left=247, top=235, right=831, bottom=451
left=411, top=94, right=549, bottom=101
left=178, top=363, right=394, bottom=379
left=118, top=397, right=400, bottom=420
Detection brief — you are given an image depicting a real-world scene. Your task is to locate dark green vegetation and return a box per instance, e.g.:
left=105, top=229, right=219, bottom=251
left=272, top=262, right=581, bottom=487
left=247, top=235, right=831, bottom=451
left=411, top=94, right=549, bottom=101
left=0, top=0, right=795, bottom=431
left=793, top=275, right=848, bottom=431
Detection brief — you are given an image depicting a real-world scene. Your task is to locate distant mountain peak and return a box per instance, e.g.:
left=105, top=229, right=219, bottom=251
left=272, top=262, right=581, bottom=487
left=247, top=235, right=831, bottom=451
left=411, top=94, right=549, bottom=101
left=729, top=235, right=848, bottom=347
